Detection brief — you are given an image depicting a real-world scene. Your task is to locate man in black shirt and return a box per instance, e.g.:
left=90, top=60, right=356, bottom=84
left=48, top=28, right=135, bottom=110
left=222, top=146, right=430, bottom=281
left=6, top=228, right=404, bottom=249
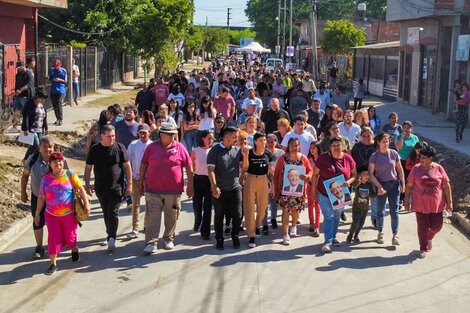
left=84, top=124, right=132, bottom=252
left=329, top=61, right=338, bottom=90
left=262, top=98, right=290, bottom=134
left=12, top=61, right=34, bottom=131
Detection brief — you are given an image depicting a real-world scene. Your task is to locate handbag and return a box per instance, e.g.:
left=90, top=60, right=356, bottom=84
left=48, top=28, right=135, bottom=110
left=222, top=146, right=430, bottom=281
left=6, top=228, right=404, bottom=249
left=66, top=170, right=89, bottom=224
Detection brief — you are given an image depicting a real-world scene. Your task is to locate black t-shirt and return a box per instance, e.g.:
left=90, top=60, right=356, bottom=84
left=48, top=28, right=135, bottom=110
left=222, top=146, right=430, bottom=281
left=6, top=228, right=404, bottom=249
left=86, top=142, right=128, bottom=194
left=330, top=66, right=338, bottom=78
left=247, top=149, right=272, bottom=176
left=262, top=109, right=290, bottom=134
left=15, top=70, right=35, bottom=98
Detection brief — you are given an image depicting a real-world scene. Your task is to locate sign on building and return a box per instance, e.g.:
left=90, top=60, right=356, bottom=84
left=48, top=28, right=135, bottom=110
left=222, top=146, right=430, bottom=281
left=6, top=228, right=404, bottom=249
left=407, top=27, right=420, bottom=45
left=286, top=46, right=295, bottom=57
left=456, top=35, right=470, bottom=61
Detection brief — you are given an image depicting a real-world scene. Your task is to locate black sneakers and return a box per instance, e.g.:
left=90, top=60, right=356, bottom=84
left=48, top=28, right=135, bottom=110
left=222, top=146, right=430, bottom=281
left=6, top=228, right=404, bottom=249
left=45, top=264, right=58, bottom=276
left=232, top=236, right=240, bottom=249
left=72, top=249, right=80, bottom=263
left=271, top=219, right=278, bottom=229
left=216, top=239, right=224, bottom=250
left=33, top=246, right=45, bottom=259
left=340, top=212, right=347, bottom=222
left=262, top=225, right=269, bottom=235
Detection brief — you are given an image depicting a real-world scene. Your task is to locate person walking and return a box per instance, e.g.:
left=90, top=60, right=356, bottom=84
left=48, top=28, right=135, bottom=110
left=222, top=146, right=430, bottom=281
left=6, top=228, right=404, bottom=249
left=35, top=152, right=90, bottom=275
left=306, top=142, right=321, bottom=237
left=207, top=126, right=248, bottom=250
left=404, top=146, right=453, bottom=259
left=281, top=115, right=316, bottom=156
left=313, top=137, right=357, bottom=253
left=21, top=86, right=48, bottom=161
left=191, top=130, right=215, bottom=240
left=125, top=124, right=153, bottom=239
left=48, top=59, right=67, bottom=125
left=353, top=78, right=366, bottom=112
left=21, top=136, right=55, bottom=259
left=12, top=60, right=35, bottom=132
left=242, top=132, right=271, bottom=248
left=273, top=137, right=313, bottom=246
left=84, top=125, right=133, bottom=251
left=71, top=58, right=80, bottom=106
left=140, top=123, right=194, bottom=254
left=455, top=82, right=469, bottom=142
left=368, top=133, right=406, bottom=246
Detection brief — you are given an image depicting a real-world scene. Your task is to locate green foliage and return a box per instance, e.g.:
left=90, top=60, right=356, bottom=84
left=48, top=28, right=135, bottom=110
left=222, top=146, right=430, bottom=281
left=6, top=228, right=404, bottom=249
left=70, top=40, right=86, bottom=48
left=321, top=20, right=366, bottom=54
left=184, top=25, right=206, bottom=53
left=229, top=29, right=256, bottom=45
left=204, top=28, right=230, bottom=54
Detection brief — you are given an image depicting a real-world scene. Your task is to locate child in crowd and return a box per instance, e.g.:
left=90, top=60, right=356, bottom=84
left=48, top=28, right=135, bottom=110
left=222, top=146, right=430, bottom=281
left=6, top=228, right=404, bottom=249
left=347, top=165, right=376, bottom=244
left=405, top=141, right=428, bottom=172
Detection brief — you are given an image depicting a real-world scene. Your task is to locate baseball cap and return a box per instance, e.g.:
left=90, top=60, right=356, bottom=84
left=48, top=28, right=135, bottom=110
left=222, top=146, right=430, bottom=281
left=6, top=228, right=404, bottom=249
left=138, top=123, right=150, bottom=133
left=247, top=99, right=257, bottom=106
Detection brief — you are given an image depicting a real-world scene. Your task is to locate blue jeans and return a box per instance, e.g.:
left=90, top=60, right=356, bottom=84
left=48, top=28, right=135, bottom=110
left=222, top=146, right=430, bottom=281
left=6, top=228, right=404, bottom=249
left=262, top=193, right=278, bottom=226
left=184, top=130, right=198, bottom=154
left=73, top=82, right=79, bottom=101
left=370, top=197, right=377, bottom=220
left=376, top=180, right=400, bottom=233
left=319, top=193, right=344, bottom=245
left=13, top=97, right=28, bottom=111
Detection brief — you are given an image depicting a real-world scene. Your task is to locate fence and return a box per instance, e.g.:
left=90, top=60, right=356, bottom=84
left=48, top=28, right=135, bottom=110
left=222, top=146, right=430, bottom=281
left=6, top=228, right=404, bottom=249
left=35, top=45, right=137, bottom=107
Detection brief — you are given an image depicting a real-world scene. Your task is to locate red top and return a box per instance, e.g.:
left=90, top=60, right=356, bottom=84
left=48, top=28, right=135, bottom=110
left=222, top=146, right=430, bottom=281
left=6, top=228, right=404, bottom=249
left=213, top=94, right=236, bottom=120
left=315, top=152, right=356, bottom=195
left=141, top=141, right=192, bottom=194
left=273, top=154, right=313, bottom=199
left=151, top=84, right=169, bottom=107
left=408, top=163, right=449, bottom=214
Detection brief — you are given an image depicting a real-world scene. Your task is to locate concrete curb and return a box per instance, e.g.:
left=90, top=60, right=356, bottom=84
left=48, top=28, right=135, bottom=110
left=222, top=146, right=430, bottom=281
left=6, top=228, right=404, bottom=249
left=452, top=212, right=470, bottom=237
left=0, top=215, right=32, bottom=253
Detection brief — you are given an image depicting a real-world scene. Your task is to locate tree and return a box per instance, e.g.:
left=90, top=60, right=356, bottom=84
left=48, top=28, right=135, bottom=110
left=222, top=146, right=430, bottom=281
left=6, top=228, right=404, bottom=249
left=321, top=20, right=366, bottom=54
left=229, top=29, right=257, bottom=46
left=204, top=28, right=230, bottom=54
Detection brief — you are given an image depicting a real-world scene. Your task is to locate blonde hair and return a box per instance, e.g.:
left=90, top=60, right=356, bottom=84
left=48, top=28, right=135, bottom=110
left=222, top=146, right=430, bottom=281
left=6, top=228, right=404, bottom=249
left=354, top=110, right=367, bottom=125
left=360, top=126, right=374, bottom=139
left=238, top=129, right=248, bottom=139
left=277, top=118, right=292, bottom=132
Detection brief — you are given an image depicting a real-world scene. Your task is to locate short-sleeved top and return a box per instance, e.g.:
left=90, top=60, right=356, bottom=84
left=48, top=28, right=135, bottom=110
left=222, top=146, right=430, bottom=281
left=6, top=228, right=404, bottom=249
left=396, top=133, right=419, bottom=160
left=247, top=150, right=272, bottom=176
left=281, top=131, right=315, bottom=156
left=207, top=143, right=243, bottom=192
left=151, top=84, right=169, bottom=107
left=167, top=93, right=185, bottom=107
left=408, top=163, right=449, bottom=214
left=115, top=120, right=139, bottom=148
left=382, top=123, right=402, bottom=150
left=141, top=141, right=191, bottom=194
left=315, top=152, right=356, bottom=196
left=15, top=70, right=34, bottom=98
left=39, top=170, right=82, bottom=216
left=49, top=68, right=67, bottom=94
left=127, top=138, right=152, bottom=180
left=193, top=147, right=210, bottom=176
left=369, top=149, right=400, bottom=182
left=25, top=153, right=49, bottom=197
left=213, top=95, right=236, bottom=120
left=86, top=142, right=128, bottom=194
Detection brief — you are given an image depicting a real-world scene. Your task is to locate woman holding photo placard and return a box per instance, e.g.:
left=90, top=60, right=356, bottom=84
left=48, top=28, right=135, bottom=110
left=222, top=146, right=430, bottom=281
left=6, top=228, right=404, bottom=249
left=273, top=137, right=313, bottom=246
left=312, top=137, right=357, bottom=253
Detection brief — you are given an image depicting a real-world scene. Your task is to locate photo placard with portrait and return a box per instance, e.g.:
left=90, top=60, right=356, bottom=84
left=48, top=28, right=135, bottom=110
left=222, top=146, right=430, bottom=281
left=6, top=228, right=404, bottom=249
left=323, top=175, right=352, bottom=210
left=282, top=164, right=305, bottom=197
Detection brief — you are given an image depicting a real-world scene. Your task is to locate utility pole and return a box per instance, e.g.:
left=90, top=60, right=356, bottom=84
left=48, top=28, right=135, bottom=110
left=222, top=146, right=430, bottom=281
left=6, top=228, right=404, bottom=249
left=289, top=0, right=293, bottom=63
left=205, top=16, right=208, bottom=27
left=311, top=0, right=318, bottom=80
left=227, top=8, right=231, bottom=31
left=277, top=0, right=281, bottom=58
left=282, top=0, right=287, bottom=61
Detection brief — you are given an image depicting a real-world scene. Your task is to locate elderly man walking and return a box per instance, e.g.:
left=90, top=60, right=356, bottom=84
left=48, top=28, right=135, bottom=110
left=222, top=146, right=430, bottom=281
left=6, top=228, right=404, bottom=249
left=140, top=123, right=194, bottom=254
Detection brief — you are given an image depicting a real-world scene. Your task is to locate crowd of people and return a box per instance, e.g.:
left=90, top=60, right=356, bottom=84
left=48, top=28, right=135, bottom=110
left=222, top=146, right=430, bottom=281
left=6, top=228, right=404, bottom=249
left=18, top=56, right=455, bottom=275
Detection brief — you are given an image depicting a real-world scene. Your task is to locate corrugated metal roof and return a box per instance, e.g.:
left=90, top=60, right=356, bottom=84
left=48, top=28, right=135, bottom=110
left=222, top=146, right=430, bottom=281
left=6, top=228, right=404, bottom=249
left=353, top=41, right=400, bottom=49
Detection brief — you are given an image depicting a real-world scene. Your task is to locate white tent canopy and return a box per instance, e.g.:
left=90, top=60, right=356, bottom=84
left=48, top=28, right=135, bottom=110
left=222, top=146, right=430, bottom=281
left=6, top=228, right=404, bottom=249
left=235, top=41, right=271, bottom=53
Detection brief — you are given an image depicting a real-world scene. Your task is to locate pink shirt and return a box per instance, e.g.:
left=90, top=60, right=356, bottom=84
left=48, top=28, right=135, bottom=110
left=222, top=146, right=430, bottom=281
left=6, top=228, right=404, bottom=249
left=213, top=94, right=236, bottom=120
left=141, top=141, right=191, bottom=194
left=408, top=163, right=449, bottom=214
left=151, top=84, right=169, bottom=107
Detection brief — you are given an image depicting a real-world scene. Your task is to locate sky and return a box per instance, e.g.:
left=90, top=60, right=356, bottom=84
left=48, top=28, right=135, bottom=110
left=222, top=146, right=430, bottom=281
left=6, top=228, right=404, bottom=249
left=193, top=0, right=252, bottom=28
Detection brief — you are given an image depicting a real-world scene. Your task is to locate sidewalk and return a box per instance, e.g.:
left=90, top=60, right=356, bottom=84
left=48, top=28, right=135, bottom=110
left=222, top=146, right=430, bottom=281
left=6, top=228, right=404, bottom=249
left=372, top=98, right=470, bottom=157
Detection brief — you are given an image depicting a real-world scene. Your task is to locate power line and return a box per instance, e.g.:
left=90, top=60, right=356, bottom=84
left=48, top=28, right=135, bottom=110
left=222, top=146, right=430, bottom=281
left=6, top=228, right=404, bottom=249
left=38, top=14, right=113, bottom=36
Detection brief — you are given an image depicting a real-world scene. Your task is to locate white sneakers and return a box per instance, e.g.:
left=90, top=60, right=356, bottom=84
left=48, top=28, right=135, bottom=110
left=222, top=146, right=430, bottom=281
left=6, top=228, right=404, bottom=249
left=108, top=237, right=116, bottom=251
left=289, top=226, right=298, bottom=237
left=282, top=235, right=291, bottom=246
left=164, top=241, right=175, bottom=250
left=322, top=244, right=332, bottom=253
left=143, top=244, right=157, bottom=255
left=126, top=231, right=139, bottom=239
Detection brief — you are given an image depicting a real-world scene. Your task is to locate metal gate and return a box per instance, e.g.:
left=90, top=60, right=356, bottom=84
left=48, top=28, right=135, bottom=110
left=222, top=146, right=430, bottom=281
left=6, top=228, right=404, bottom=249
left=2, top=44, right=21, bottom=108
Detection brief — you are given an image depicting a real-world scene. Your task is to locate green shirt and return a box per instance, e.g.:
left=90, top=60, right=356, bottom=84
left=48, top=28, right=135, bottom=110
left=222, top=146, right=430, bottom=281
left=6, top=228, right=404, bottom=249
left=352, top=181, right=376, bottom=211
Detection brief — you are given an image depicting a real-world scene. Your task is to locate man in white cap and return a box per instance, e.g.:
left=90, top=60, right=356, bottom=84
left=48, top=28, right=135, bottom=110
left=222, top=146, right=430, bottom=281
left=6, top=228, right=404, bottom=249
left=140, top=123, right=194, bottom=254
left=126, top=123, right=153, bottom=239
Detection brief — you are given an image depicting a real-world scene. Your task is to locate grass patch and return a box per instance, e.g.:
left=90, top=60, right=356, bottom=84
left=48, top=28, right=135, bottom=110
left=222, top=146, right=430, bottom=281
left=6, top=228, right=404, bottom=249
left=0, top=161, right=13, bottom=181
left=85, top=89, right=139, bottom=108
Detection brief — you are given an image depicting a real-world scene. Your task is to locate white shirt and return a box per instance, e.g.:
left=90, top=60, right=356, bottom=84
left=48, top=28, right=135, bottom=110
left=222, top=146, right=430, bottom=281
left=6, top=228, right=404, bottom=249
left=281, top=130, right=315, bottom=156
left=242, top=97, right=263, bottom=111
left=338, top=122, right=361, bottom=145
left=196, top=109, right=214, bottom=130
left=72, top=65, right=80, bottom=83
left=127, top=138, right=153, bottom=180
left=168, top=93, right=185, bottom=107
